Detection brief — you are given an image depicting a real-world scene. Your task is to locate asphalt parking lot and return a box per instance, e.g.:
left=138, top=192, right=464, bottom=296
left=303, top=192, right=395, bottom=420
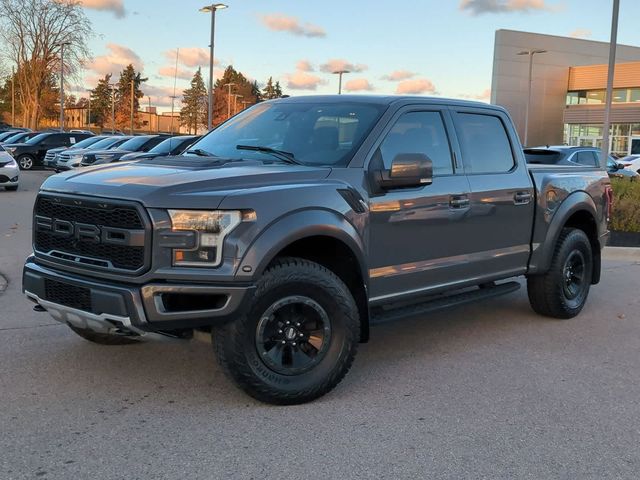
left=2, top=171, right=640, bottom=479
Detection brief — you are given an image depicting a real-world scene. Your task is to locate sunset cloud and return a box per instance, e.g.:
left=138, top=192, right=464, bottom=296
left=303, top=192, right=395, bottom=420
left=260, top=14, right=326, bottom=38
left=344, top=78, right=374, bottom=92
left=89, top=43, right=143, bottom=77
left=459, top=88, right=491, bottom=101
left=79, top=0, right=125, bottom=18
left=158, top=66, right=194, bottom=81
left=395, top=78, right=436, bottom=95
left=460, top=0, right=553, bottom=15
left=319, top=59, right=367, bottom=74
left=296, top=60, right=314, bottom=72
left=162, top=47, right=217, bottom=68
left=285, top=71, right=325, bottom=90
left=381, top=70, right=416, bottom=81
left=569, top=28, right=592, bottom=39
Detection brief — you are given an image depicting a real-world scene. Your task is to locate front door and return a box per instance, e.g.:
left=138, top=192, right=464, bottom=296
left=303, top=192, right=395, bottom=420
left=367, top=107, right=472, bottom=303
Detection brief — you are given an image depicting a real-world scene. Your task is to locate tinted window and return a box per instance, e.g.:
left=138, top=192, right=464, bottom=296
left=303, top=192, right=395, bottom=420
left=524, top=149, right=563, bottom=165
left=455, top=113, right=515, bottom=173
left=70, top=136, right=102, bottom=149
left=117, top=136, right=155, bottom=151
left=379, top=111, right=453, bottom=175
left=26, top=133, right=52, bottom=145
left=574, top=151, right=598, bottom=167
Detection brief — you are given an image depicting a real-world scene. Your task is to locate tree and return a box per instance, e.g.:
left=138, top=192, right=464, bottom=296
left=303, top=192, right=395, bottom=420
left=0, top=0, right=92, bottom=129
left=262, top=77, right=276, bottom=100
left=180, top=68, right=207, bottom=134
left=114, top=64, right=147, bottom=132
left=213, top=66, right=260, bottom=126
left=90, top=74, right=113, bottom=129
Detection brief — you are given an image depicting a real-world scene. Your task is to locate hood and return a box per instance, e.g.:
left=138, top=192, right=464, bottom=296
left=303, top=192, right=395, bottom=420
left=119, top=151, right=161, bottom=161
left=87, top=148, right=132, bottom=156
left=47, top=147, right=67, bottom=154
left=40, top=156, right=332, bottom=209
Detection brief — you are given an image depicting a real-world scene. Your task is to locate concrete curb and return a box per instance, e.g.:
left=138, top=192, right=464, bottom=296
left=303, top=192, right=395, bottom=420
left=602, top=246, right=640, bottom=262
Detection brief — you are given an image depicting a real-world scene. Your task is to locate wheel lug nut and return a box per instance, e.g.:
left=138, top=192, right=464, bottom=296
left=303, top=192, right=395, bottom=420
left=285, top=321, right=290, bottom=325
left=292, top=342, right=296, bottom=346
left=278, top=330, right=283, bottom=334
left=299, top=333, right=304, bottom=337
left=281, top=340, right=286, bottom=345
left=295, top=322, right=301, bottom=327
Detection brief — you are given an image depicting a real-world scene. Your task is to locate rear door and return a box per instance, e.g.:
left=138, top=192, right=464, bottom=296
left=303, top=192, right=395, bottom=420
left=367, top=106, right=473, bottom=302
left=450, top=107, right=534, bottom=279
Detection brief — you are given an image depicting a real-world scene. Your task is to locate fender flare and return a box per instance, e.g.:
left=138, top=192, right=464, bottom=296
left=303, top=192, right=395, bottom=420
left=529, top=191, right=599, bottom=275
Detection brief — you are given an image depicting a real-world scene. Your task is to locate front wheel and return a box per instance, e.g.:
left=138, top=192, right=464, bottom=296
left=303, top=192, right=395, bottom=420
left=213, top=257, right=359, bottom=405
left=527, top=228, right=593, bottom=319
left=17, top=155, right=34, bottom=170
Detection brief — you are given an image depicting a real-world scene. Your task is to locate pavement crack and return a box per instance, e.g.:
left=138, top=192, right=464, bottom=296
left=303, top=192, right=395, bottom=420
left=0, top=323, right=62, bottom=332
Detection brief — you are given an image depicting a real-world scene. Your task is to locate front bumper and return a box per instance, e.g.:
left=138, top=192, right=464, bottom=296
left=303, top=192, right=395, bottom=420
left=0, top=166, right=19, bottom=186
left=23, top=258, right=255, bottom=335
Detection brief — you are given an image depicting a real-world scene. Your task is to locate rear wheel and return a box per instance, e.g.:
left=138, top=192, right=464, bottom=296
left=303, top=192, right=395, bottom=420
left=527, top=228, right=593, bottom=319
left=213, top=257, right=359, bottom=405
left=17, top=155, right=34, bottom=170
left=68, top=324, right=140, bottom=345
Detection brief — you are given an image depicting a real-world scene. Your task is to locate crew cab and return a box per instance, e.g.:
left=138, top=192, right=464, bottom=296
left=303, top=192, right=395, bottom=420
left=23, top=96, right=611, bottom=404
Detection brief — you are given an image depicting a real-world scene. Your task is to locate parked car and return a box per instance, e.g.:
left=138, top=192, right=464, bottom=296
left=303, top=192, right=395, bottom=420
left=80, top=134, right=169, bottom=166
left=607, top=157, right=639, bottom=180
left=43, top=135, right=113, bottom=170
left=4, top=132, right=94, bottom=170
left=0, top=127, right=30, bottom=134
left=119, top=135, right=200, bottom=161
left=24, top=96, right=612, bottom=405
left=616, top=154, right=640, bottom=174
left=1, top=131, right=42, bottom=145
left=0, top=131, right=21, bottom=143
left=0, top=144, right=19, bottom=191
left=56, top=136, right=133, bottom=171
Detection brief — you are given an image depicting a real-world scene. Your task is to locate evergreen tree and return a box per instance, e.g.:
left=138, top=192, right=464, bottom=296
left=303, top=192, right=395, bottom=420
left=274, top=81, right=283, bottom=98
left=114, top=64, right=147, bottom=132
left=89, top=74, right=113, bottom=129
left=180, top=68, right=208, bottom=134
left=262, top=77, right=276, bottom=100
left=213, top=66, right=260, bottom=126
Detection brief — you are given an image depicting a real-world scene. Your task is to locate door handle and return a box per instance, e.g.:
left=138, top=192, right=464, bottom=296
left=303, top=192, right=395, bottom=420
left=449, top=195, right=470, bottom=209
left=514, top=191, right=532, bottom=205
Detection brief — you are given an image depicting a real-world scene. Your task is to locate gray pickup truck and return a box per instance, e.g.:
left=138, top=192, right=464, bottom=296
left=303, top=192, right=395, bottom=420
left=23, top=96, right=612, bottom=404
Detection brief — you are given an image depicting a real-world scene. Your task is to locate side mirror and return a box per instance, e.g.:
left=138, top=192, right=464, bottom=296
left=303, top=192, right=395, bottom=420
left=375, top=153, right=433, bottom=189
left=616, top=162, right=625, bottom=170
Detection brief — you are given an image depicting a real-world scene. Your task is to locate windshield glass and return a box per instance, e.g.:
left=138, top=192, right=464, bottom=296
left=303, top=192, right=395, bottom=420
left=148, top=137, right=177, bottom=154
left=25, top=133, right=52, bottom=145
left=90, top=137, right=128, bottom=150
left=69, top=136, right=100, bottom=149
left=117, top=136, right=152, bottom=151
left=187, top=102, right=385, bottom=166
left=524, top=149, right=564, bottom=165
left=0, top=131, right=20, bottom=142
left=2, top=132, right=27, bottom=143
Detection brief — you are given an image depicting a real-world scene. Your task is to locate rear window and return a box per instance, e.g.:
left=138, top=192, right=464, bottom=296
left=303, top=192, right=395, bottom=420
left=574, top=151, right=598, bottom=167
left=524, top=149, right=565, bottom=164
left=454, top=113, right=515, bottom=173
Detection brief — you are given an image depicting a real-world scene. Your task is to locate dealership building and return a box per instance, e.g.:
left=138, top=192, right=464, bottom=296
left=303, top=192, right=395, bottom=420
left=491, top=29, right=640, bottom=156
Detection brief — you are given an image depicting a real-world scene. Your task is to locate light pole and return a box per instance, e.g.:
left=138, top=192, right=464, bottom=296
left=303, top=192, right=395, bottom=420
left=517, top=49, right=546, bottom=147
left=130, top=79, right=135, bottom=135
left=233, top=94, right=243, bottom=115
left=333, top=70, right=350, bottom=94
left=224, top=82, right=235, bottom=118
left=169, top=95, right=177, bottom=134
left=200, top=3, right=227, bottom=130
left=109, top=83, right=117, bottom=133
left=601, top=0, right=620, bottom=167
left=147, top=96, right=152, bottom=134
left=58, top=42, right=71, bottom=132
left=241, top=100, right=251, bottom=111
left=86, top=91, right=91, bottom=129
left=11, top=67, right=15, bottom=127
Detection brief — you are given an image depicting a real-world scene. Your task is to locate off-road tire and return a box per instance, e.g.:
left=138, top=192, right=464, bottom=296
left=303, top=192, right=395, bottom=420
left=17, top=155, right=34, bottom=170
left=527, top=228, right=593, bottom=319
left=213, top=257, right=359, bottom=405
left=68, top=324, right=140, bottom=345
left=5, top=185, right=18, bottom=191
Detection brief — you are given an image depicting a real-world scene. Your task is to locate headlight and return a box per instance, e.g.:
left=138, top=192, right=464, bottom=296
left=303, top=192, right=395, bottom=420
left=168, top=210, right=243, bottom=267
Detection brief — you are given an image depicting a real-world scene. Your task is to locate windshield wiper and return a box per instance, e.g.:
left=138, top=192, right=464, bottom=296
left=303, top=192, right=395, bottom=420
left=185, top=148, right=217, bottom=157
left=236, top=145, right=302, bottom=165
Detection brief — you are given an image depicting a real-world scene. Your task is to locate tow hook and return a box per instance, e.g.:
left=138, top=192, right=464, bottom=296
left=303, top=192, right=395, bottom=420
left=33, top=304, right=46, bottom=312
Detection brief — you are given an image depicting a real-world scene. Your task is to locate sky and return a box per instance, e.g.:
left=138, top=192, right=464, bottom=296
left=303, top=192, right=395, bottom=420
left=73, top=0, right=640, bottom=112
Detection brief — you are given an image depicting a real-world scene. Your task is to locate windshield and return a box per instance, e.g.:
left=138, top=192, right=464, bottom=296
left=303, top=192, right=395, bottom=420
left=2, top=132, right=28, bottom=143
left=0, top=131, right=20, bottom=142
left=117, top=136, right=152, bottom=151
left=90, top=137, right=129, bottom=150
left=524, top=149, right=564, bottom=165
left=25, top=133, right=52, bottom=145
left=69, top=136, right=100, bottom=149
left=187, top=102, right=385, bottom=166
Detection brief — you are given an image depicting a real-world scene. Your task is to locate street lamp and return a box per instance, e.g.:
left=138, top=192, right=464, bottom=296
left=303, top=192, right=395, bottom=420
left=11, top=67, right=15, bottom=127
left=57, top=41, right=71, bottom=132
left=86, top=89, right=92, bottom=129
left=517, top=49, right=546, bottom=146
left=200, top=3, right=227, bottom=130
left=333, top=70, right=350, bottom=95
left=109, top=83, right=117, bottom=133
left=224, top=82, right=236, bottom=118
left=233, top=94, right=243, bottom=115
left=601, top=0, right=620, bottom=167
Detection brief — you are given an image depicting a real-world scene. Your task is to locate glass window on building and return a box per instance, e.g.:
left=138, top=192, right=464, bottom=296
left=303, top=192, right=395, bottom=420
left=586, top=90, right=605, bottom=104
left=566, top=92, right=579, bottom=105
left=612, top=89, right=628, bottom=103
left=630, top=89, right=640, bottom=103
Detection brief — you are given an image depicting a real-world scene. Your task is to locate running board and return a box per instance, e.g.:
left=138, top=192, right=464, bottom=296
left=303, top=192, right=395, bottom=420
left=370, top=281, right=521, bottom=325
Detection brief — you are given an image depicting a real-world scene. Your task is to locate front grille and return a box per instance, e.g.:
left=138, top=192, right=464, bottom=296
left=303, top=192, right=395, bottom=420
left=44, top=152, right=56, bottom=162
left=34, top=195, right=148, bottom=273
left=0, top=175, right=9, bottom=183
left=44, top=278, right=92, bottom=312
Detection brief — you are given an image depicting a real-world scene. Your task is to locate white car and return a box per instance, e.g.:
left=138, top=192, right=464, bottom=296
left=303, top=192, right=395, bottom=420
left=0, top=145, right=19, bottom=191
left=618, top=154, right=640, bottom=174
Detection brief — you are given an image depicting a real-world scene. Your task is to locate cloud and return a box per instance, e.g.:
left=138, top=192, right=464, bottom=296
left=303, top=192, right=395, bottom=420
left=162, top=47, right=218, bottom=69
left=260, top=14, right=326, bottom=38
left=319, top=59, right=367, bottom=74
left=381, top=70, right=416, bottom=82
left=344, top=78, right=374, bottom=92
left=569, top=28, right=592, bottom=39
left=285, top=71, right=326, bottom=90
left=459, top=88, right=491, bottom=101
left=79, top=0, right=125, bottom=18
left=158, top=66, right=194, bottom=81
left=395, top=78, right=436, bottom=95
left=296, top=60, right=314, bottom=72
left=143, top=84, right=182, bottom=108
left=460, top=0, right=553, bottom=15
left=88, top=43, right=143, bottom=77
